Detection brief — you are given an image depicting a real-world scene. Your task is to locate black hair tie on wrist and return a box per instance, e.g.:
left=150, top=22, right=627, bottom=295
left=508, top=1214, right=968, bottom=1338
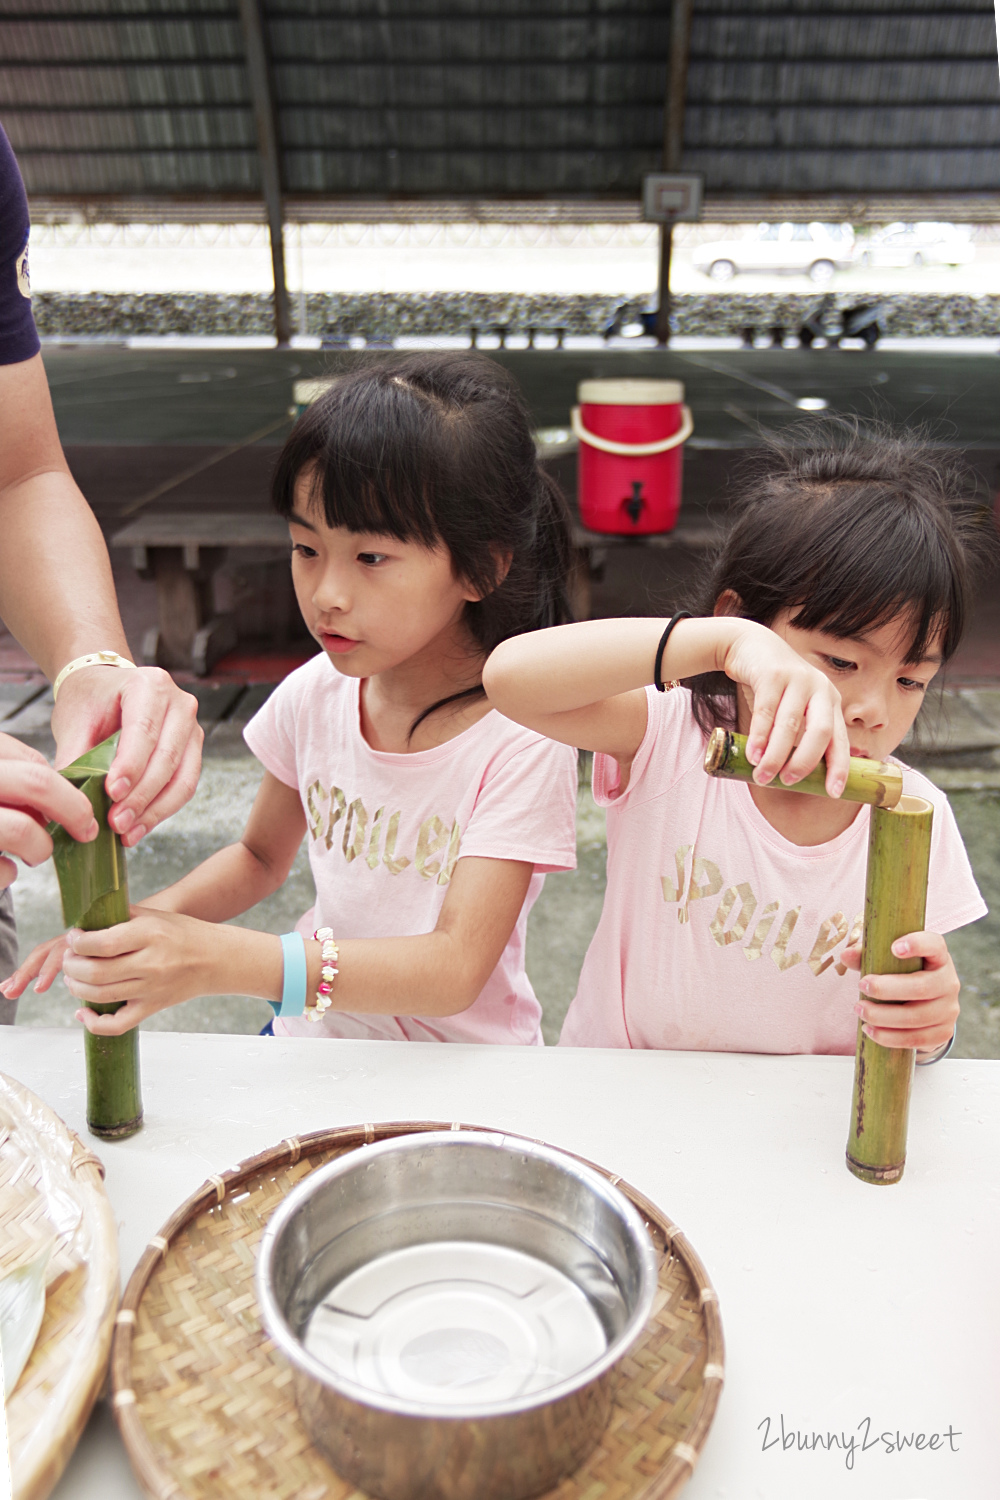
left=653, top=610, right=692, bottom=692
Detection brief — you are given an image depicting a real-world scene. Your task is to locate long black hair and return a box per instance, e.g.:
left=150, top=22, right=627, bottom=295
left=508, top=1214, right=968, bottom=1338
left=683, top=416, right=993, bottom=735
left=273, top=351, right=572, bottom=732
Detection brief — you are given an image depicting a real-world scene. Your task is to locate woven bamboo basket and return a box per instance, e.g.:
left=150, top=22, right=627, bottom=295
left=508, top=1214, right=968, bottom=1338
left=0, top=1071, right=120, bottom=1500
left=112, top=1121, right=724, bottom=1500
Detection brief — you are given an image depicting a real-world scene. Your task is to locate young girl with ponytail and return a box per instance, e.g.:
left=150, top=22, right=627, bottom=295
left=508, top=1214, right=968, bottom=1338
left=8, top=353, right=578, bottom=1044
left=485, top=420, right=987, bottom=1059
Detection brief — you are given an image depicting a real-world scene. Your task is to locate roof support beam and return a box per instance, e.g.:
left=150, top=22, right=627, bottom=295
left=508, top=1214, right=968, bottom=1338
left=655, top=0, right=694, bottom=346
left=237, top=0, right=292, bottom=346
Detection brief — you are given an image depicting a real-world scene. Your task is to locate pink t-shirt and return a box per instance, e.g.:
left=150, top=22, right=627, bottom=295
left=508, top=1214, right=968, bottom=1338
left=560, top=686, right=986, bottom=1054
left=244, top=654, right=577, bottom=1044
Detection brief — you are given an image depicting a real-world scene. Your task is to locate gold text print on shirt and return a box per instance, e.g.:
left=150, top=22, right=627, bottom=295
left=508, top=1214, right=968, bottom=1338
left=306, top=778, right=462, bottom=885
left=661, top=840, right=862, bottom=976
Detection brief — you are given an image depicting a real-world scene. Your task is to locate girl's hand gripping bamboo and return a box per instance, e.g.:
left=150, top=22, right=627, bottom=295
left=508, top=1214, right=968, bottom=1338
left=47, top=731, right=143, bottom=1140
left=703, top=728, right=903, bottom=808
left=704, top=726, right=932, bottom=1186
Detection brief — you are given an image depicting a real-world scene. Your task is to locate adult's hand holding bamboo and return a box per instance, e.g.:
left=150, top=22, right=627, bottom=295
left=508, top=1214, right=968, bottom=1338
left=0, top=731, right=99, bottom=890
left=52, top=663, right=203, bottom=848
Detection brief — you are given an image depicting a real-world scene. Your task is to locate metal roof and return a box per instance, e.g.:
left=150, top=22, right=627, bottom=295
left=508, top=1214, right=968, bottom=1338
left=1, top=0, right=997, bottom=206
left=686, top=0, right=1000, bottom=193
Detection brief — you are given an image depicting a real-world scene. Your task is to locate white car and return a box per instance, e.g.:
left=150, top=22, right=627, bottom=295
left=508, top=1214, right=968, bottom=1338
left=857, top=223, right=976, bottom=269
left=692, top=223, right=855, bottom=283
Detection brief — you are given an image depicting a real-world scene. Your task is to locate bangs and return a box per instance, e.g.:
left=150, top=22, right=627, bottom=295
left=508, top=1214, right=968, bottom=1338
left=787, top=484, right=962, bottom=661
left=272, top=373, right=447, bottom=548
left=684, top=415, right=991, bottom=738
left=266, top=348, right=572, bottom=680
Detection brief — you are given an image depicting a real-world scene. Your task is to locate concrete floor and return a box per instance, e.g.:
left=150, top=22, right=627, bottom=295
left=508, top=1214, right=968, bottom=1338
left=9, top=738, right=1000, bottom=1058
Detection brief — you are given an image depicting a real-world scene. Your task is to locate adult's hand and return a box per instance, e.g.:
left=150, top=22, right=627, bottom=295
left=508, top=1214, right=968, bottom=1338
left=0, top=731, right=98, bottom=889
left=51, top=664, right=203, bottom=848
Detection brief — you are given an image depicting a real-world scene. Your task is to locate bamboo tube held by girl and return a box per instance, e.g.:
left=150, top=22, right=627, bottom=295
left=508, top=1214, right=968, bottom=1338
left=485, top=420, right=988, bottom=1061
left=4, top=354, right=578, bottom=1043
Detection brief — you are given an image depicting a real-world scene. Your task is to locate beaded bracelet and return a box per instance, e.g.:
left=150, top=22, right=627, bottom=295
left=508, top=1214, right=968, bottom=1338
left=307, top=926, right=340, bottom=1022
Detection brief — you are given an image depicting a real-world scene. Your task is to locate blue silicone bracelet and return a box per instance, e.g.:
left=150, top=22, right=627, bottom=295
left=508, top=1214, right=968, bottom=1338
left=275, top=932, right=307, bottom=1017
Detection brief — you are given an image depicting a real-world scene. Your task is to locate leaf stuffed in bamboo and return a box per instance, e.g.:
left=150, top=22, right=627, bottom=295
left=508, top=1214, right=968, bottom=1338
left=47, top=732, right=143, bottom=1139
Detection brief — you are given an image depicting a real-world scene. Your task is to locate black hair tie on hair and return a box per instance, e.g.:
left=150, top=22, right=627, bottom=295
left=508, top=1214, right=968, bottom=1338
left=653, top=611, right=692, bottom=692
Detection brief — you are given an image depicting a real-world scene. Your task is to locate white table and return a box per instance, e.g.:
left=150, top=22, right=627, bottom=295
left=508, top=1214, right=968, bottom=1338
left=4, top=1030, right=998, bottom=1500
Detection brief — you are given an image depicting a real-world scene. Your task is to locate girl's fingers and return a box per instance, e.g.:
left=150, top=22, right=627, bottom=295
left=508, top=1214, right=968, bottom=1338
left=862, top=1020, right=955, bottom=1051
left=838, top=945, right=861, bottom=972
left=34, top=945, right=68, bottom=994
left=859, top=968, right=954, bottom=1002
left=64, top=972, right=142, bottom=1007
left=1, top=942, right=59, bottom=997
left=0, top=963, right=29, bottom=997
left=856, top=996, right=954, bottom=1030
left=753, top=690, right=810, bottom=785
left=888, top=930, right=949, bottom=965
left=32, top=961, right=60, bottom=994
left=64, top=953, right=142, bottom=987
left=745, top=694, right=781, bottom=765
left=825, top=708, right=851, bottom=796
left=779, top=698, right=836, bottom=786
left=0, top=854, right=17, bottom=890
left=66, top=911, right=146, bottom=957
left=75, top=1003, right=146, bottom=1036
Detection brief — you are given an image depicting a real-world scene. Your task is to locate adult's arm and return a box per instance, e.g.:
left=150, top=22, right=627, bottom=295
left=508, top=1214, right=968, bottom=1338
left=0, top=353, right=202, bottom=844
left=0, top=732, right=98, bottom=890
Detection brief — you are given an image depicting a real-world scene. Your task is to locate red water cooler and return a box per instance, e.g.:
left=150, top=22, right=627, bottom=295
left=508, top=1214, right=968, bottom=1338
left=572, top=379, right=693, bottom=535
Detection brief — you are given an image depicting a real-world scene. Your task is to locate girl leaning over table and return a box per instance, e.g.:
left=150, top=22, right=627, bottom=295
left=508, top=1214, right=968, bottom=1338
left=485, top=420, right=988, bottom=1059
left=4, top=353, right=578, bottom=1043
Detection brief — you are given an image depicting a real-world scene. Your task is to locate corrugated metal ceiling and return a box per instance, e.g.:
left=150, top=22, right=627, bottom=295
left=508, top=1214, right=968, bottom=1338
left=0, top=0, right=996, bottom=204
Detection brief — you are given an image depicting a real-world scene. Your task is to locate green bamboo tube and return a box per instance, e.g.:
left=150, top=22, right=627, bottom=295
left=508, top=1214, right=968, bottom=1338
left=49, top=734, right=143, bottom=1140
left=78, top=858, right=142, bottom=1141
left=703, top=727, right=903, bottom=808
left=846, top=795, right=933, bottom=1185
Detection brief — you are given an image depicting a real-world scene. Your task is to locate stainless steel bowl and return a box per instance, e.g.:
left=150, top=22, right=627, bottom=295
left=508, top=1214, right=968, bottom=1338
left=256, top=1130, right=659, bottom=1500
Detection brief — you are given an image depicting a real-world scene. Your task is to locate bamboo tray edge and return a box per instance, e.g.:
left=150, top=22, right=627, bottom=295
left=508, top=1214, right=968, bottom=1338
left=1, top=1071, right=120, bottom=1500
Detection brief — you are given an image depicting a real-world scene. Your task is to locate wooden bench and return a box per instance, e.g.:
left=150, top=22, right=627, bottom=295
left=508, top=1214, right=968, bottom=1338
left=112, top=506, right=720, bottom=672
left=111, top=513, right=290, bottom=675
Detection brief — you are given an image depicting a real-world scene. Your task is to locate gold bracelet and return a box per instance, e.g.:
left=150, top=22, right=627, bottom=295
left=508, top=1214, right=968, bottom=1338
left=52, top=651, right=137, bottom=702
